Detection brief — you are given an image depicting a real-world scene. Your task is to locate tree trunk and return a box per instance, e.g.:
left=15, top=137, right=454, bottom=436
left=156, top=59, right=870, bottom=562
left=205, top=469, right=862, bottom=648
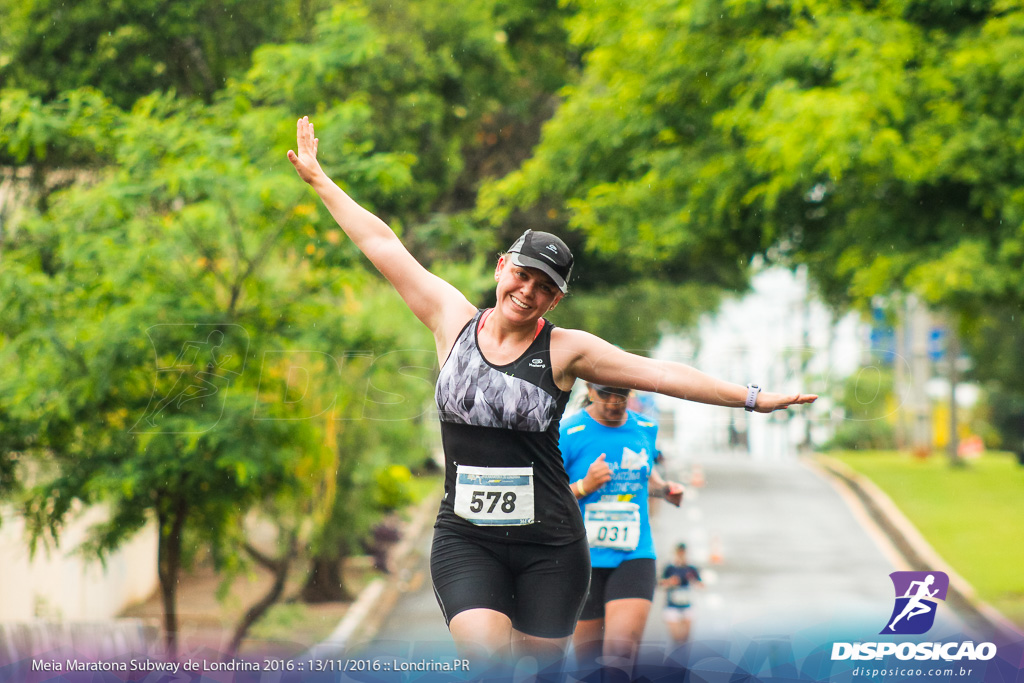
left=156, top=495, right=188, bottom=658
left=300, top=556, right=351, bottom=603
left=302, top=440, right=361, bottom=604
left=947, top=325, right=964, bottom=468
left=226, top=533, right=298, bottom=658
left=178, top=36, right=217, bottom=100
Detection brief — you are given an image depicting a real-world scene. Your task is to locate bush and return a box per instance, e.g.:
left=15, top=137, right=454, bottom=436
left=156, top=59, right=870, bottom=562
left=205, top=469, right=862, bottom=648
left=372, top=465, right=414, bottom=511
left=823, top=365, right=897, bottom=450
left=824, top=419, right=896, bottom=451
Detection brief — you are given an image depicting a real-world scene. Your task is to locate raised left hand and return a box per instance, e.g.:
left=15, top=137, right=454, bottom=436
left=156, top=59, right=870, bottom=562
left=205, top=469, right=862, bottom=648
left=287, top=116, right=326, bottom=186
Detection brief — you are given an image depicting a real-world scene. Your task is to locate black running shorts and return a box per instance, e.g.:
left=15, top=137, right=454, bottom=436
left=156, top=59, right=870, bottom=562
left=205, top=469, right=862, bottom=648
left=430, top=527, right=591, bottom=638
left=578, top=558, right=657, bottom=621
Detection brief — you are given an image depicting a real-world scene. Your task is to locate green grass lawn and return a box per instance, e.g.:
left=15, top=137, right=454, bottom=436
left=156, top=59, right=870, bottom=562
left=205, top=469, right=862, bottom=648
left=827, top=450, right=1024, bottom=627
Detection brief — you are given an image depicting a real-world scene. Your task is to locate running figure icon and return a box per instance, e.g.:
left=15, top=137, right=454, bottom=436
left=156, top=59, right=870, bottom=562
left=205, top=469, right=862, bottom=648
left=133, top=324, right=249, bottom=434
left=888, top=574, right=938, bottom=631
left=882, top=571, right=949, bottom=635
left=142, top=330, right=233, bottom=427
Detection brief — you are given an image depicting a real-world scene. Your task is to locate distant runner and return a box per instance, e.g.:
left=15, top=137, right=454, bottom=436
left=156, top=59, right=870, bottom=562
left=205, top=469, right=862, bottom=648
left=660, top=543, right=703, bottom=646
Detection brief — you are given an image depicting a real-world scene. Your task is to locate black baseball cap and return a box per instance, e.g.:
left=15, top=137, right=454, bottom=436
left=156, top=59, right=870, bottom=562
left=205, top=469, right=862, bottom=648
left=587, top=382, right=630, bottom=397
left=507, top=230, right=573, bottom=293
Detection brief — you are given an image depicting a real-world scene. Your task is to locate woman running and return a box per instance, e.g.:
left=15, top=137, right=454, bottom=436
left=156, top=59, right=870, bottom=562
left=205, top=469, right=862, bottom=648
left=287, top=116, right=816, bottom=665
left=560, top=383, right=683, bottom=671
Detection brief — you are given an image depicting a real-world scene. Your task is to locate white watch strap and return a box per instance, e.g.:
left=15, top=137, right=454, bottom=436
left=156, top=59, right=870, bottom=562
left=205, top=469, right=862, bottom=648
left=745, top=384, right=761, bottom=412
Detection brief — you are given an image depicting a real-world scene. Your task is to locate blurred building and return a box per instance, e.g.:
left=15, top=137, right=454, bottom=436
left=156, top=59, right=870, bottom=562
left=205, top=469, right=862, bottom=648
left=651, top=266, right=865, bottom=461
left=0, top=504, right=158, bottom=621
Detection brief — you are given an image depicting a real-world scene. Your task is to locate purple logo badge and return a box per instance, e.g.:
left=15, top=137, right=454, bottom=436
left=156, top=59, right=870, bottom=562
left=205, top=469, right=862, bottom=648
left=881, top=571, right=949, bottom=635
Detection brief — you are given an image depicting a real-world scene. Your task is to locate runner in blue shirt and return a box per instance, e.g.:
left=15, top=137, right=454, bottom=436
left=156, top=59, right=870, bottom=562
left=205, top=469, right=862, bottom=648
left=561, top=383, right=684, bottom=671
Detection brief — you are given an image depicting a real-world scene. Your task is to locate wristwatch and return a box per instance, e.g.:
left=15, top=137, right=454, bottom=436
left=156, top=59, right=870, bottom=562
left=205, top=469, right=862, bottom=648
left=745, top=383, right=761, bottom=412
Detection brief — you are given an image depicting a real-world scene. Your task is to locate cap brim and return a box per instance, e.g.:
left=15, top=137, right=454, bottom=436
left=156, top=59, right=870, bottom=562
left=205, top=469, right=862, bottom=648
left=587, top=383, right=631, bottom=396
left=510, top=253, right=569, bottom=293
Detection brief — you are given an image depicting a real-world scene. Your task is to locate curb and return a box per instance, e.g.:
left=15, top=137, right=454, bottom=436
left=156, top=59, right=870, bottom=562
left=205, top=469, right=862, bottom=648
left=814, top=454, right=1022, bottom=641
left=302, top=489, right=440, bottom=659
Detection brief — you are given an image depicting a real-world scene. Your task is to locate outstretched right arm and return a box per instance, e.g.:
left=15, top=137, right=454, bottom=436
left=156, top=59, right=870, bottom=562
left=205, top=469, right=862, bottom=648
left=287, top=117, right=475, bottom=355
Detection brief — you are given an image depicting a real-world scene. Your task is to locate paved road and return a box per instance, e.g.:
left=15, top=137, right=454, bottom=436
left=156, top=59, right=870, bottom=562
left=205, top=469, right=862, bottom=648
left=649, top=452, right=906, bottom=642
left=362, top=451, right=970, bottom=663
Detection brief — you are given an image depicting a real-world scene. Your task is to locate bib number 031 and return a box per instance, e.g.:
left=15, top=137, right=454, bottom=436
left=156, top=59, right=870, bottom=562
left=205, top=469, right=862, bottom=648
left=454, top=465, right=535, bottom=526
left=584, top=502, right=641, bottom=551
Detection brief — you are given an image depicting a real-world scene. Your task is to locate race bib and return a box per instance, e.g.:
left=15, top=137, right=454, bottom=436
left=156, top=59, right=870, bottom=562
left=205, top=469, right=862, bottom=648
left=453, top=465, right=535, bottom=526
left=668, top=586, right=693, bottom=606
left=584, top=501, right=641, bottom=551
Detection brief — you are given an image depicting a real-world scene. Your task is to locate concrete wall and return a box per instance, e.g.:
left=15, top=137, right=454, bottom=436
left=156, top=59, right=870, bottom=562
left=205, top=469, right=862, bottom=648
left=0, top=503, right=158, bottom=621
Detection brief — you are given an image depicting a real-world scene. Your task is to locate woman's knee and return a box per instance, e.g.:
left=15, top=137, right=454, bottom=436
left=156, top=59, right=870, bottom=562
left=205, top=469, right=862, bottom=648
left=449, top=608, right=513, bottom=660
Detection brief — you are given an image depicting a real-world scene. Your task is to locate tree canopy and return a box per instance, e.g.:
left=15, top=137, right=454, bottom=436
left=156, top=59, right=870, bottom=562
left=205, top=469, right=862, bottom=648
left=482, top=0, right=1024, bottom=312
left=480, top=0, right=1024, bottom=447
left=0, top=0, right=328, bottom=108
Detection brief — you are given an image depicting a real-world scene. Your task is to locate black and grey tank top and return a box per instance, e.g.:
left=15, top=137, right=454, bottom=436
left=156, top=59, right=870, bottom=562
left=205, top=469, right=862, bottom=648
left=433, top=309, right=583, bottom=545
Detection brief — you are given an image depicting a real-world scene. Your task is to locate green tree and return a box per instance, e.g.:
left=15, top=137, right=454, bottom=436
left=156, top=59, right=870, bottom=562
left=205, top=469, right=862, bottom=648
left=481, top=0, right=1024, bottom=299
left=0, top=68, right=421, bottom=650
left=295, top=285, right=438, bottom=603
left=480, top=0, right=1024, bottom=448
left=3, top=0, right=545, bottom=642
left=241, top=0, right=576, bottom=256
left=0, top=0, right=328, bottom=109
left=959, top=305, right=1024, bottom=459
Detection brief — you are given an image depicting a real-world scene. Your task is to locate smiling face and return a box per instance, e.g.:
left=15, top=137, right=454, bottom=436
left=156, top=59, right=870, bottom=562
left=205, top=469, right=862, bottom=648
left=494, top=255, right=563, bottom=323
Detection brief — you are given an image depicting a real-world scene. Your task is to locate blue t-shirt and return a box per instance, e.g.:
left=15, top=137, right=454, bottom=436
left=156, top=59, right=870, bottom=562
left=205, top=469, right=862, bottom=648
left=560, top=409, right=658, bottom=567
